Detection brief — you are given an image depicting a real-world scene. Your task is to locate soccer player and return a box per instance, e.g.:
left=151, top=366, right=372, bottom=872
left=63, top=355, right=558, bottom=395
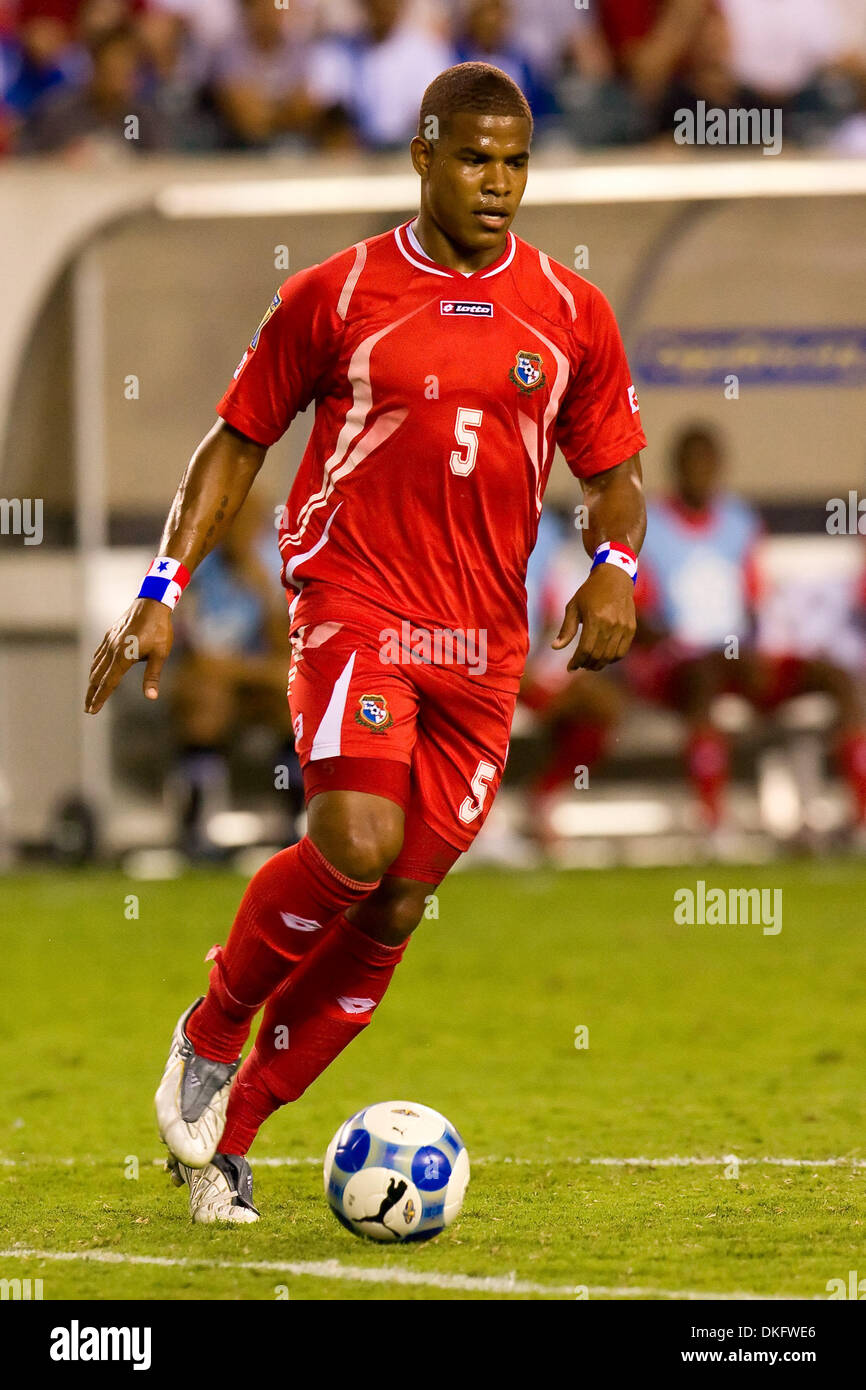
left=85, top=62, right=647, bottom=1222
left=630, top=424, right=866, bottom=833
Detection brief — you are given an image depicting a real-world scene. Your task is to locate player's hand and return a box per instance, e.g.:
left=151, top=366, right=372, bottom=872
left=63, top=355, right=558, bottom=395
left=552, top=565, right=636, bottom=672
left=85, top=599, right=174, bottom=714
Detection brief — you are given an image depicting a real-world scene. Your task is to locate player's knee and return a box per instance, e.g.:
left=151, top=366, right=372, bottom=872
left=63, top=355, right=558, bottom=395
left=316, top=817, right=404, bottom=883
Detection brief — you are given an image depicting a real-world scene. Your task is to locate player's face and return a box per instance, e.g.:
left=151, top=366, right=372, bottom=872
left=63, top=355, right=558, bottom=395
left=415, top=113, right=531, bottom=256
left=675, top=441, right=721, bottom=509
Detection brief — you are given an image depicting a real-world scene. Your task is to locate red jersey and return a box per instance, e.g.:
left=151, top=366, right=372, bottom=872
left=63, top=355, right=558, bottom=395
left=217, top=220, right=646, bottom=693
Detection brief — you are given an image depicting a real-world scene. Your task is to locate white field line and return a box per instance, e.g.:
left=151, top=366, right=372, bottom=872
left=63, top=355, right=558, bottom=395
left=0, top=1247, right=796, bottom=1301
left=1, top=1153, right=864, bottom=1170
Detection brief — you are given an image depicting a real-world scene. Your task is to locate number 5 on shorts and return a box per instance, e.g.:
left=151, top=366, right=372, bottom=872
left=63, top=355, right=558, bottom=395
left=459, top=758, right=497, bottom=824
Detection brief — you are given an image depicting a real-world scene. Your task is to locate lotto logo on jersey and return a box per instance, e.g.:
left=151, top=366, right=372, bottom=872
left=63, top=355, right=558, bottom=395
left=355, top=694, right=393, bottom=733
left=509, top=349, right=546, bottom=393
left=440, top=300, right=494, bottom=317
left=628, top=384, right=640, bottom=413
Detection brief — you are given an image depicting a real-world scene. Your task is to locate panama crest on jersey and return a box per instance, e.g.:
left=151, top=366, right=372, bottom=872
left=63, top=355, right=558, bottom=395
left=355, top=693, right=393, bottom=733
left=509, top=349, right=546, bottom=393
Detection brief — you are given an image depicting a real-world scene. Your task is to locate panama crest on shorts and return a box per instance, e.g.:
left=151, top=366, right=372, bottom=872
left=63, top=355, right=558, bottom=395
left=355, top=693, right=393, bottom=733
left=509, top=349, right=546, bottom=394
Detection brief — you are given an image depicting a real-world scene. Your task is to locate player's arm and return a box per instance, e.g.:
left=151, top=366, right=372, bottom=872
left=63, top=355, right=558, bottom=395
left=84, top=421, right=267, bottom=714
left=552, top=453, right=646, bottom=671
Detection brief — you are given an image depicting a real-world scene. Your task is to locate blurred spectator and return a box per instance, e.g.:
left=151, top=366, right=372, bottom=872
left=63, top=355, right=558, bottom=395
left=560, top=0, right=713, bottom=143
left=598, top=0, right=709, bottom=105
left=19, top=21, right=169, bottom=156
left=1, top=15, right=82, bottom=118
left=718, top=0, right=843, bottom=101
left=136, top=9, right=220, bottom=149
left=170, top=494, right=302, bottom=859
left=453, top=0, right=554, bottom=121
left=630, top=425, right=866, bottom=835
left=717, top=0, right=854, bottom=143
left=212, top=0, right=319, bottom=150
left=495, top=0, right=595, bottom=84
left=826, top=0, right=866, bottom=152
left=309, top=0, right=454, bottom=150
left=148, top=0, right=240, bottom=56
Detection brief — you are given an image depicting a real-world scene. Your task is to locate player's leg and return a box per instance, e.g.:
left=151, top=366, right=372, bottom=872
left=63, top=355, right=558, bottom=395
left=210, top=872, right=437, bottom=1168
left=155, top=787, right=404, bottom=1168
left=769, top=656, right=866, bottom=830
left=676, top=652, right=731, bottom=828
left=182, top=666, right=507, bottom=1222
left=156, top=622, right=417, bottom=1170
left=522, top=670, right=623, bottom=849
left=173, top=871, right=440, bottom=1224
left=197, top=669, right=511, bottom=1210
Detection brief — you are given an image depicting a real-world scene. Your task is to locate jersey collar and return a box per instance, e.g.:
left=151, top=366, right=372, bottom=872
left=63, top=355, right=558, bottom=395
left=395, top=219, right=516, bottom=280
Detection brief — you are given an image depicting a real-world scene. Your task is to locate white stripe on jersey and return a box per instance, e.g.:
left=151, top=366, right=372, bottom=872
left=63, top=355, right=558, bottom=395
left=310, top=650, right=357, bottom=760
left=284, top=304, right=423, bottom=545
left=504, top=305, right=571, bottom=515
left=281, top=500, right=343, bottom=585
left=538, top=252, right=577, bottom=320
left=336, top=242, right=368, bottom=320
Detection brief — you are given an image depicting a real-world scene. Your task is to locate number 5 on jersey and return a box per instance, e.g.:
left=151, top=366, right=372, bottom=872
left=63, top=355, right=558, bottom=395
left=449, top=407, right=484, bottom=477
left=459, top=758, right=497, bottom=824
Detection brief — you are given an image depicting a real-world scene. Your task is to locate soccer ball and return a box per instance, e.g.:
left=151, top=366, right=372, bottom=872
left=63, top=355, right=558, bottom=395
left=323, top=1100, right=470, bottom=1243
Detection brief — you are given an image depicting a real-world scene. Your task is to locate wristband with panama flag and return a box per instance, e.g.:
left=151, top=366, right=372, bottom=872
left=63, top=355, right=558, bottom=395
left=137, top=557, right=191, bottom=610
left=590, top=541, right=638, bottom=584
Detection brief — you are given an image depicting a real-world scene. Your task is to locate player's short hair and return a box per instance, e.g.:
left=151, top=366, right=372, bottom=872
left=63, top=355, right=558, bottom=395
left=418, top=63, right=533, bottom=142
left=672, top=423, right=723, bottom=468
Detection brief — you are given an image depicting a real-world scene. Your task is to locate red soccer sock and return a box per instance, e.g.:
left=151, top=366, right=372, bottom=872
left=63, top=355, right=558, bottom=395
left=837, top=729, right=866, bottom=824
left=686, top=728, right=729, bottom=828
left=186, top=838, right=380, bottom=1064
left=219, top=913, right=408, bottom=1155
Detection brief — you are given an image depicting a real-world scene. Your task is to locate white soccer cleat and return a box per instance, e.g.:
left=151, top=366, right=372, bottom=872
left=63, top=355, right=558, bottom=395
left=155, top=998, right=240, bottom=1168
left=167, top=1152, right=260, bottom=1224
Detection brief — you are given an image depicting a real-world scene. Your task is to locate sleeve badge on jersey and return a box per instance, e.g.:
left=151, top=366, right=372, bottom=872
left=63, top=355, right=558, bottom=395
left=628, top=384, right=640, bottom=413
left=355, top=694, right=393, bottom=733
left=249, top=290, right=282, bottom=351
left=509, top=349, right=546, bottom=394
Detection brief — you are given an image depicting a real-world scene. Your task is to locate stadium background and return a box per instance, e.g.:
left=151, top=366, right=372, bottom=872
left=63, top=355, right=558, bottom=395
left=2, top=0, right=866, bottom=1303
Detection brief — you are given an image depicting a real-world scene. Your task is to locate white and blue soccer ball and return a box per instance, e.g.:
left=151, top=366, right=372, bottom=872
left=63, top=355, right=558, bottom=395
left=324, top=1100, right=470, bottom=1243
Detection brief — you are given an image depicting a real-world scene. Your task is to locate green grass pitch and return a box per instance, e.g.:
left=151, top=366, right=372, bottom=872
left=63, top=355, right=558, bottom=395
left=2, top=860, right=864, bottom=1301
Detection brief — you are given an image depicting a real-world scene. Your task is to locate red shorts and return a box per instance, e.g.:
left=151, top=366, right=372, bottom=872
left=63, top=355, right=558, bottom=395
left=287, top=619, right=516, bottom=882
